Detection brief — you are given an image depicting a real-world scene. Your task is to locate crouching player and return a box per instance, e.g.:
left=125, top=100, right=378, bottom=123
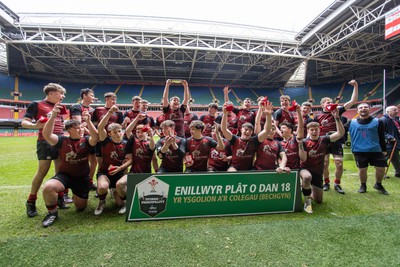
left=41, top=106, right=98, bottom=227
left=115, top=114, right=156, bottom=214
left=298, top=108, right=344, bottom=214
left=94, top=105, right=131, bottom=216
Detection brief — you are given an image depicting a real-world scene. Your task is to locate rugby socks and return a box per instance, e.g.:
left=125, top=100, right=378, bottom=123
left=334, top=179, right=341, bottom=185
left=46, top=203, right=58, bottom=214
left=27, top=194, right=37, bottom=203
left=57, top=191, right=64, bottom=199
left=324, top=178, right=330, bottom=184
left=302, top=188, right=312, bottom=197
left=98, top=193, right=107, bottom=201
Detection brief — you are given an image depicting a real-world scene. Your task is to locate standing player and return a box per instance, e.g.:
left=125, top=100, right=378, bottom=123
left=184, top=120, right=224, bottom=172
left=199, top=103, right=219, bottom=137
left=122, top=96, right=148, bottom=129
left=273, top=95, right=295, bottom=141
left=162, top=79, right=190, bottom=138
left=280, top=103, right=304, bottom=170
left=22, top=83, right=66, bottom=218
left=91, top=92, right=123, bottom=166
left=156, top=120, right=186, bottom=173
left=184, top=106, right=199, bottom=138
left=223, top=86, right=255, bottom=134
left=349, top=103, right=389, bottom=195
left=314, top=80, right=358, bottom=194
left=94, top=105, right=130, bottom=216
left=41, top=107, right=98, bottom=227
left=69, top=88, right=98, bottom=193
left=298, top=109, right=344, bottom=213
left=221, top=100, right=271, bottom=171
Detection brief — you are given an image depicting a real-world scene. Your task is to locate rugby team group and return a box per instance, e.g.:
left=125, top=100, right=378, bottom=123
left=21, top=79, right=400, bottom=227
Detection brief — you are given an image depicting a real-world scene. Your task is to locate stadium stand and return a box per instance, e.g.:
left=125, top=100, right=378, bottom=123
left=252, top=88, right=282, bottom=104
left=209, top=86, right=225, bottom=104
left=0, top=73, right=14, bottom=99
left=115, top=84, right=143, bottom=104
left=140, top=85, right=164, bottom=104
left=189, top=86, right=213, bottom=105
left=309, top=83, right=342, bottom=104
left=91, top=84, right=120, bottom=102
left=281, top=87, right=308, bottom=104
left=230, top=88, right=258, bottom=104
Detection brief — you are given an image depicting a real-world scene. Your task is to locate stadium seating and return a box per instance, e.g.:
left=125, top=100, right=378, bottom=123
left=251, top=88, right=282, bottom=104
left=281, top=87, right=308, bottom=104
left=140, top=85, right=164, bottom=104
left=310, top=83, right=342, bottom=104
left=0, top=73, right=15, bottom=99
left=116, top=84, right=143, bottom=104
left=189, top=86, right=213, bottom=105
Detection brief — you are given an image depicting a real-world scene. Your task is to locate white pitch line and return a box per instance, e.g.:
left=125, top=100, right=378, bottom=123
left=0, top=185, right=31, bottom=189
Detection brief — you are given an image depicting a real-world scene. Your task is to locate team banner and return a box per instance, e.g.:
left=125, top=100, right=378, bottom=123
left=126, top=171, right=302, bottom=221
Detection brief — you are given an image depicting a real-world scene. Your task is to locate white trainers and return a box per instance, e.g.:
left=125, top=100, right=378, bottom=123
left=118, top=204, right=126, bottom=215
left=63, top=193, right=73, bottom=204
left=94, top=200, right=106, bottom=215
left=304, top=197, right=313, bottom=214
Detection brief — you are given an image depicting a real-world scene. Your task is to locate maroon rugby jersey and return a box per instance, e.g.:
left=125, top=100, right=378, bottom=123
left=216, top=113, right=238, bottom=135
left=185, top=136, right=218, bottom=171
left=98, top=138, right=127, bottom=174
left=184, top=113, right=199, bottom=138
left=200, top=114, right=217, bottom=137
left=280, top=137, right=300, bottom=169
left=208, top=139, right=232, bottom=171
left=24, top=100, right=65, bottom=141
left=229, top=135, right=260, bottom=170
left=69, top=103, right=95, bottom=120
left=55, top=136, right=91, bottom=178
left=123, top=109, right=149, bottom=125
left=163, top=105, right=187, bottom=137
left=300, top=136, right=331, bottom=174
left=233, top=108, right=255, bottom=131
left=273, top=108, right=295, bottom=139
left=92, top=107, right=123, bottom=127
left=125, top=137, right=154, bottom=173
left=314, top=106, right=345, bottom=136
left=254, top=138, right=283, bottom=170
left=156, top=136, right=186, bottom=172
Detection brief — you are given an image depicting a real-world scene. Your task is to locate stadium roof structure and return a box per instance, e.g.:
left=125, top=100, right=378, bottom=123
left=0, top=0, right=399, bottom=89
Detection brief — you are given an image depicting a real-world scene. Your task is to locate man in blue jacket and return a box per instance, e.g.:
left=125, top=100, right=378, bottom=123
left=380, top=105, right=400, bottom=178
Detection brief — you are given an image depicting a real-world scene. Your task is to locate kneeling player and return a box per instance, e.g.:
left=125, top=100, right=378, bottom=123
left=41, top=107, right=97, bottom=227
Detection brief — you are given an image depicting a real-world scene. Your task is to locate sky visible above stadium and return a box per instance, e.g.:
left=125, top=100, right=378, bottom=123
left=4, top=0, right=334, bottom=32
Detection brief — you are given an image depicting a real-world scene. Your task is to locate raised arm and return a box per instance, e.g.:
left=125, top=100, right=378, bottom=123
left=257, top=101, right=273, bottom=142
left=329, top=109, right=345, bottom=142
left=297, top=137, right=307, bottom=162
left=125, top=114, right=146, bottom=139
left=223, top=86, right=230, bottom=103
left=83, top=110, right=98, bottom=146
left=214, top=124, right=224, bottom=151
left=221, top=104, right=233, bottom=141
left=43, top=104, right=63, bottom=146
left=98, top=105, right=118, bottom=141
left=254, top=99, right=264, bottom=134
left=295, top=104, right=304, bottom=139
left=162, top=79, right=172, bottom=108
left=181, top=80, right=189, bottom=106
left=343, top=80, right=358, bottom=110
